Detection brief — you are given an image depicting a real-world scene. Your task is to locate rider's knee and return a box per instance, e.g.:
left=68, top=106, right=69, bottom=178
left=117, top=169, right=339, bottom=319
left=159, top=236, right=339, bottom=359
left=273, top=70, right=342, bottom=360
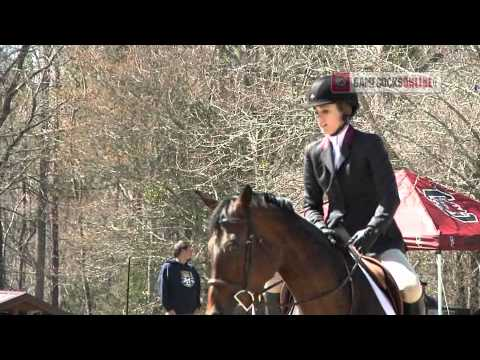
left=378, top=249, right=422, bottom=303
left=400, top=278, right=422, bottom=303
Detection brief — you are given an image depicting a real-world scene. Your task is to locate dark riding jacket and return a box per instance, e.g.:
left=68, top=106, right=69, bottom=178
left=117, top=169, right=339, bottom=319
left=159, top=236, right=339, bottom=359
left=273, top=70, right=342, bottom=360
left=303, top=125, right=405, bottom=255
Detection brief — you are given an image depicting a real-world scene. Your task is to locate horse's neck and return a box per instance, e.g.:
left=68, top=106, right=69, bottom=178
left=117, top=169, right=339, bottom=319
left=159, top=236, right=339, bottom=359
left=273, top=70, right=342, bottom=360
left=259, top=211, right=351, bottom=314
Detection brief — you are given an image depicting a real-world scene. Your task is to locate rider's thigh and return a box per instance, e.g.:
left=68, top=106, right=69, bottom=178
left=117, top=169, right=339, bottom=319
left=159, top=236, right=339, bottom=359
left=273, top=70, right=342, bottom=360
left=378, top=249, right=422, bottom=303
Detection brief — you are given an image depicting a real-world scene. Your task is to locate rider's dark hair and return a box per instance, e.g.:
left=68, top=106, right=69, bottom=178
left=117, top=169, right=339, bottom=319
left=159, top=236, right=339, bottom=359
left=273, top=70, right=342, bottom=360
left=336, top=100, right=353, bottom=116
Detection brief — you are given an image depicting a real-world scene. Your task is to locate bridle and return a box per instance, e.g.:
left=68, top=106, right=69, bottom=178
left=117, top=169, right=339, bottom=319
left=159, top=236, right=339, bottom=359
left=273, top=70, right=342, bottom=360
left=207, top=204, right=264, bottom=313
left=207, top=204, right=362, bottom=315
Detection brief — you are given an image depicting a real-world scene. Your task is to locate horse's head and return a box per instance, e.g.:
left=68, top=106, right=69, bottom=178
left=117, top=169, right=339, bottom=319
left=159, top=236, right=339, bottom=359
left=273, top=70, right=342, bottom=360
left=196, top=185, right=285, bottom=315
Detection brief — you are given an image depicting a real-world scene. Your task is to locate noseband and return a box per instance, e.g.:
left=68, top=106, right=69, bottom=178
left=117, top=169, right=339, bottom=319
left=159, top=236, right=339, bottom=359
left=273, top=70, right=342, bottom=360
left=208, top=205, right=360, bottom=314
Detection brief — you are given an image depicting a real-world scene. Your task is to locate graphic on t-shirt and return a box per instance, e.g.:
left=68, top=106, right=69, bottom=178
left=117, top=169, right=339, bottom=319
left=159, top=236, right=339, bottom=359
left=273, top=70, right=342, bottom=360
left=180, top=270, right=195, bottom=288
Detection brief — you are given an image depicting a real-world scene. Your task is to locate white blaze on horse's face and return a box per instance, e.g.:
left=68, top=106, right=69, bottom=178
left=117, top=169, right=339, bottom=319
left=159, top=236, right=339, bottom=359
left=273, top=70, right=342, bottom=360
left=207, top=229, right=241, bottom=315
left=208, top=234, right=225, bottom=277
left=207, top=234, right=216, bottom=258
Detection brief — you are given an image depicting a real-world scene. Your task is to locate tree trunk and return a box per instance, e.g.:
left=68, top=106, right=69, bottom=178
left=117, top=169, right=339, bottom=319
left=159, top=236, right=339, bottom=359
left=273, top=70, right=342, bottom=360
left=35, top=156, right=48, bottom=300
left=50, top=184, right=59, bottom=307
left=0, top=208, right=5, bottom=289
left=35, top=46, right=51, bottom=301
left=80, top=247, right=93, bottom=315
left=50, top=62, right=60, bottom=308
left=78, top=206, right=93, bottom=314
left=147, top=256, right=151, bottom=302
left=18, top=180, right=29, bottom=290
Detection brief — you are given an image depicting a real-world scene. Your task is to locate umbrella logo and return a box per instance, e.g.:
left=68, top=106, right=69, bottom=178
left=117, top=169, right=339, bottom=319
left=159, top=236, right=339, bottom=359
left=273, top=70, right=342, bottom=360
left=449, top=236, right=455, bottom=248
left=423, top=189, right=478, bottom=223
left=415, top=236, right=422, bottom=248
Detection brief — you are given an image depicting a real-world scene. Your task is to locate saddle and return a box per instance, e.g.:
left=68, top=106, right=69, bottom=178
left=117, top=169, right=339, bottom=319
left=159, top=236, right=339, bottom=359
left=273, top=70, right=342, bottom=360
left=279, top=251, right=404, bottom=315
left=359, top=254, right=403, bottom=315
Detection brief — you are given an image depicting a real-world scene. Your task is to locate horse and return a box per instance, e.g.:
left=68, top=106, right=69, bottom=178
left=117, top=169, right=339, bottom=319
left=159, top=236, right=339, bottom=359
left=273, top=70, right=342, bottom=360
left=197, top=185, right=398, bottom=315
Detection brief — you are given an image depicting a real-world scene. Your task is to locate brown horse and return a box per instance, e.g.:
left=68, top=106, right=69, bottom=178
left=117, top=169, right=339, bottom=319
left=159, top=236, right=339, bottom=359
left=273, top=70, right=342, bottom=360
left=197, top=185, right=390, bottom=315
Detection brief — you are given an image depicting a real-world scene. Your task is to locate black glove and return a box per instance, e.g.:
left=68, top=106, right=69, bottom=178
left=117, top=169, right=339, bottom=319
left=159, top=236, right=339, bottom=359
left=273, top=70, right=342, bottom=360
left=315, top=223, right=338, bottom=245
left=349, top=226, right=380, bottom=253
left=326, top=213, right=344, bottom=229
left=326, top=215, right=348, bottom=248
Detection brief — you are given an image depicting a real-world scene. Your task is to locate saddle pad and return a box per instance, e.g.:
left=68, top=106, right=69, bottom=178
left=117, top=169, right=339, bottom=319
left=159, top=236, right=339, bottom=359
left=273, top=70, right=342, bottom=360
left=358, top=265, right=396, bottom=315
left=359, top=254, right=404, bottom=315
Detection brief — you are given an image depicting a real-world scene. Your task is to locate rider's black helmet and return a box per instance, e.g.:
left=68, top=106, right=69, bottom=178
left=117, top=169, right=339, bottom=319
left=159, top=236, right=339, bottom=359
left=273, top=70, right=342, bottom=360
left=302, top=75, right=360, bottom=116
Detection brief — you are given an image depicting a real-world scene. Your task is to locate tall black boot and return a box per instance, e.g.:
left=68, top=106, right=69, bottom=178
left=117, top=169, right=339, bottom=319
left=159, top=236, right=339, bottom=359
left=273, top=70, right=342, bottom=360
left=403, top=289, right=426, bottom=315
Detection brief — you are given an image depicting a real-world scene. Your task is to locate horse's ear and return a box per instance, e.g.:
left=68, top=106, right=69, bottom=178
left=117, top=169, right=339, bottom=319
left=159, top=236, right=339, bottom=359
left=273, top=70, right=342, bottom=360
left=237, top=184, right=253, bottom=209
left=195, top=190, right=218, bottom=210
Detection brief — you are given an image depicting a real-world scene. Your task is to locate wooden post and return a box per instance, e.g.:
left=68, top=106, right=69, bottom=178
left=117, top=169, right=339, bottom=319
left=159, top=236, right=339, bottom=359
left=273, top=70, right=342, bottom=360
left=126, top=257, right=131, bottom=315
left=147, top=256, right=151, bottom=302
left=437, top=250, right=443, bottom=315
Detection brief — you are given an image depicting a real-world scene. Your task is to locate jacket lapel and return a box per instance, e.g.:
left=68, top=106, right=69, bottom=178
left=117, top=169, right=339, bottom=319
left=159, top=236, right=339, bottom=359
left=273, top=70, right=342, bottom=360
left=319, top=137, right=335, bottom=178
left=337, top=125, right=356, bottom=171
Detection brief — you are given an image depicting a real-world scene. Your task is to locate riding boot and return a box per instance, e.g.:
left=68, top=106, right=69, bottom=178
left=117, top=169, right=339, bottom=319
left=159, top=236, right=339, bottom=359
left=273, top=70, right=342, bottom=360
left=403, top=290, right=426, bottom=315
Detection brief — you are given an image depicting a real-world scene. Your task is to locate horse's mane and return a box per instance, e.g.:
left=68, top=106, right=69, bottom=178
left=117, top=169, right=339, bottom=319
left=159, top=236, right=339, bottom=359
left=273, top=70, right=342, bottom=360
left=254, top=192, right=295, bottom=214
left=208, top=191, right=295, bottom=235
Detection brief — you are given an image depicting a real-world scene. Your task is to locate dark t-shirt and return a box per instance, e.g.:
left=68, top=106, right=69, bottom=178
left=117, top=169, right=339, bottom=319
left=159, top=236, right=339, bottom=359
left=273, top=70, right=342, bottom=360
left=157, top=258, right=201, bottom=314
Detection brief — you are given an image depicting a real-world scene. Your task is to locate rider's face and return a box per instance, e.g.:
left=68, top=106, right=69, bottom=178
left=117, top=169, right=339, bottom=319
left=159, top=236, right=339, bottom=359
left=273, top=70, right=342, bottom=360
left=314, top=103, right=344, bottom=135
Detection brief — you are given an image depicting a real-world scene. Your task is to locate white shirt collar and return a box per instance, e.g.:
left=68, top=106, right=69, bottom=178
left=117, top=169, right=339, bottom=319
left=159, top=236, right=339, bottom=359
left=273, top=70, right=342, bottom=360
left=327, top=124, right=350, bottom=170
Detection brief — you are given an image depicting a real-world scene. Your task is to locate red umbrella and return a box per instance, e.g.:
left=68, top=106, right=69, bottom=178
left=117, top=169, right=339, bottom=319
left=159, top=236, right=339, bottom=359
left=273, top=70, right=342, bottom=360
left=394, top=168, right=480, bottom=251
left=394, top=168, right=480, bottom=314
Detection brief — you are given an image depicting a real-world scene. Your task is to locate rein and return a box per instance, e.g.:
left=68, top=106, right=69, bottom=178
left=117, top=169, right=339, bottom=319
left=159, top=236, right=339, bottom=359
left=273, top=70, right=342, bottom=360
left=281, top=249, right=360, bottom=314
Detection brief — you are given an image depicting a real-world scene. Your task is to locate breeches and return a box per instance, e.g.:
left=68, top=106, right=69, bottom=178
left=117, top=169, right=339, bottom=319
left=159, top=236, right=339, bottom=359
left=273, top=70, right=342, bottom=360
left=377, top=249, right=422, bottom=303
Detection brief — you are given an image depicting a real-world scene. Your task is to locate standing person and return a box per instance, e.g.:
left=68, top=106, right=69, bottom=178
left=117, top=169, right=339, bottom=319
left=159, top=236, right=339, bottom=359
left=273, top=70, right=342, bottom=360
left=157, top=241, right=201, bottom=315
left=302, top=74, right=425, bottom=314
